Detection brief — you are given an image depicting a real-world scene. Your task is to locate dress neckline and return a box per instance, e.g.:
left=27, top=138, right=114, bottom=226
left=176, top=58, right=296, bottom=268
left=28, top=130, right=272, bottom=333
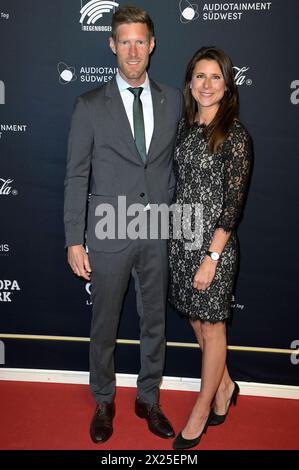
left=191, top=121, right=206, bottom=130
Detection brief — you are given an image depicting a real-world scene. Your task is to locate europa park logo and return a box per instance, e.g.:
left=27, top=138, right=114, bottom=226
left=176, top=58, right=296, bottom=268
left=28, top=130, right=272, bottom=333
left=0, top=279, right=21, bottom=302
left=79, top=0, right=119, bottom=32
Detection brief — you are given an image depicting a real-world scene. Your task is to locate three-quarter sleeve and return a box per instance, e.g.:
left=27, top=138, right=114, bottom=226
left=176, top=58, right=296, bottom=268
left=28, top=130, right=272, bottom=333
left=216, top=122, right=252, bottom=232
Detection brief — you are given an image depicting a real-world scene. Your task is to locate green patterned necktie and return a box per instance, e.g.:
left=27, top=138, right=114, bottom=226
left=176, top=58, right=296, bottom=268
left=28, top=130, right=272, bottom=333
left=128, top=87, right=146, bottom=163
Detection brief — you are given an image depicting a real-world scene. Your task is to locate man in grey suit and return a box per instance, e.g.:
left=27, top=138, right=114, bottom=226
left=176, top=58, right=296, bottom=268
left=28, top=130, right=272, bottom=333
left=64, top=5, right=182, bottom=444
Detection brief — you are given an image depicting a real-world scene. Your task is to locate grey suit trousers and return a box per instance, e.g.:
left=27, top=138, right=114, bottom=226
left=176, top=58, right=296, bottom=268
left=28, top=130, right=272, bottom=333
left=88, top=236, right=168, bottom=405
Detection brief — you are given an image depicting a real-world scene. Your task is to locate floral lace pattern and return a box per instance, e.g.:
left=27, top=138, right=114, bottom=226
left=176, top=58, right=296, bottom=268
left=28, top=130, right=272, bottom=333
left=168, top=119, right=252, bottom=322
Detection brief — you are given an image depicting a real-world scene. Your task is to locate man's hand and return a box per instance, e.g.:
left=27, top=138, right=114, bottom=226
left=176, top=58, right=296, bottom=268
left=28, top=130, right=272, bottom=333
left=67, top=245, right=91, bottom=280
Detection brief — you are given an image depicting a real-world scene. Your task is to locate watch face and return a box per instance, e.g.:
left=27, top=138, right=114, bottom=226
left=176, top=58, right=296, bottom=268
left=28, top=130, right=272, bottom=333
left=211, top=252, right=220, bottom=261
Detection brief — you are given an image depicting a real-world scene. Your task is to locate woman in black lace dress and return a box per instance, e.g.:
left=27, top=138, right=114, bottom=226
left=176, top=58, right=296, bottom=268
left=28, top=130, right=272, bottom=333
left=169, top=47, right=252, bottom=450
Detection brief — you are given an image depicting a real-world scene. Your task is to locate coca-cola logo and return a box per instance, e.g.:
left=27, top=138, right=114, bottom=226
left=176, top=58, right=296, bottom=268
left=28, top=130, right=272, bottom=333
left=233, top=66, right=252, bottom=86
left=0, top=178, right=18, bottom=196
left=290, top=80, right=299, bottom=105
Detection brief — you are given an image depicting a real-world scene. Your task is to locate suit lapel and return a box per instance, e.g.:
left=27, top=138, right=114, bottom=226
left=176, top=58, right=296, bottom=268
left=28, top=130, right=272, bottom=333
left=104, top=77, right=167, bottom=164
left=147, top=79, right=167, bottom=161
left=104, top=77, right=141, bottom=164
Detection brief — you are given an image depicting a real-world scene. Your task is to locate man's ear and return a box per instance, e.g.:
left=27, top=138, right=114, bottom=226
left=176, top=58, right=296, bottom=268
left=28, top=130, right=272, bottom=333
left=149, top=36, right=155, bottom=54
left=109, top=36, right=116, bottom=54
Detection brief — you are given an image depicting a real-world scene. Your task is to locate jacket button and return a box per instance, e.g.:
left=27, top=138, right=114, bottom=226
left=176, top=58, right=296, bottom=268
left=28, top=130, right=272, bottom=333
left=144, top=164, right=148, bottom=169
left=140, top=192, right=145, bottom=197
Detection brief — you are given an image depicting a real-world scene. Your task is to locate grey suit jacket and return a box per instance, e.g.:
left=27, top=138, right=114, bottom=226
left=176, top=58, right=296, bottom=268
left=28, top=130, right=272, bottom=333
left=64, top=77, right=183, bottom=252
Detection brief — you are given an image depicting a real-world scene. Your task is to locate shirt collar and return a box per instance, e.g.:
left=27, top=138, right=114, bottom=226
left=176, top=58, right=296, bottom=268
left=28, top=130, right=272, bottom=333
left=116, top=72, right=150, bottom=92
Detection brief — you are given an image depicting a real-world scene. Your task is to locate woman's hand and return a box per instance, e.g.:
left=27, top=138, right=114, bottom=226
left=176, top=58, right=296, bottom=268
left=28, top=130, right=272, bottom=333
left=193, top=256, right=218, bottom=291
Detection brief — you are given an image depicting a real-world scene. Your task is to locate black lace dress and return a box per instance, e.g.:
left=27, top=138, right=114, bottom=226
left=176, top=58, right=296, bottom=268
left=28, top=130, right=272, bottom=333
left=168, top=119, right=252, bottom=322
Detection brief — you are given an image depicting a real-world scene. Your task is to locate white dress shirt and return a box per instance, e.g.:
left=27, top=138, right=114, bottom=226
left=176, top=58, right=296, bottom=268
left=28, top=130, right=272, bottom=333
left=115, top=72, right=154, bottom=154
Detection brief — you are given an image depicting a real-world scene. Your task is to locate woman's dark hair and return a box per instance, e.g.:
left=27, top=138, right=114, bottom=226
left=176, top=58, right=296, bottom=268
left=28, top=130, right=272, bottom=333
left=111, top=5, right=154, bottom=40
left=184, top=46, right=239, bottom=153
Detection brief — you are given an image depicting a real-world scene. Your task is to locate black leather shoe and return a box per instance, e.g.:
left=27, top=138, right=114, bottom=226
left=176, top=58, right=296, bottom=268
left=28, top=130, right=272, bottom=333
left=172, top=411, right=211, bottom=450
left=135, top=398, right=175, bottom=439
left=90, top=402, right=115, bottom=443
left=209, top=381, right=240, bottom=426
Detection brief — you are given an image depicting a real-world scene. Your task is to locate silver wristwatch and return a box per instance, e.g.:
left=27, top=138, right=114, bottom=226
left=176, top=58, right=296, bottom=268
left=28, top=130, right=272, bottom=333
left=206, top=251, right=220, bottom=261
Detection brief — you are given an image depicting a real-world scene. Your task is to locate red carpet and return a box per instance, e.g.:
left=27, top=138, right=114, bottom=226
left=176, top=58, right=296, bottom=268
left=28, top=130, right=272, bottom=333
left=0, top=381, right=298, bottom=450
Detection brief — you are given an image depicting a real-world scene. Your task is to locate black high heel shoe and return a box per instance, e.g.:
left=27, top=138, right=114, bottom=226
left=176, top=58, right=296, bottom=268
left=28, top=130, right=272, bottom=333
left=172, top=411, right=211, bottom=450
left=209, top=381, right=240, bottom=426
